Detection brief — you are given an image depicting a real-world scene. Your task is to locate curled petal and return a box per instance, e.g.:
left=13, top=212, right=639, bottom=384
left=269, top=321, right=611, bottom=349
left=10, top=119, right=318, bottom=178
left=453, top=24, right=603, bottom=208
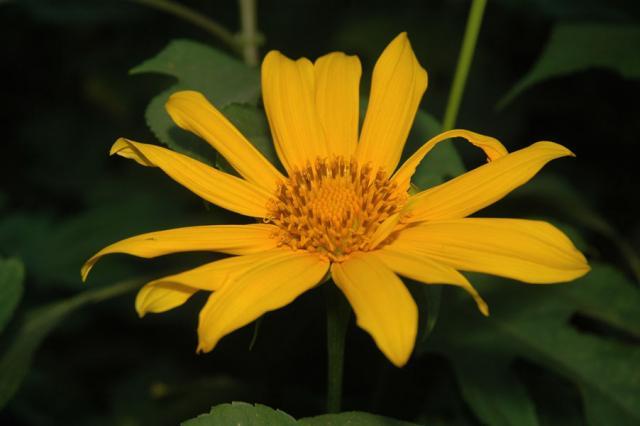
left=393, top=129, right=508, bottom=191
left=406, top=141, right=573, bottom=222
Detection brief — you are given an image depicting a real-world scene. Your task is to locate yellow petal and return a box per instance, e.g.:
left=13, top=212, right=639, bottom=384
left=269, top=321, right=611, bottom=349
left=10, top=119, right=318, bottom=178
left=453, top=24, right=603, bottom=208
left=368, top=212, right=402, bottom=249
left=331, top=253, right=417, bottom=367
left=356, top=33, right=428, bottom=176
left=262, top=51, right=327, bottom=170
left=166, top=91, right=284, bottom=192
left=314, top=52, right=361, bottom=158
left=81, top=223, right=278, bottom=281
left=111, top=138, right=272, bottom=218
left=389, top=218, right=590, bottom=283
left=135, top=282, right=197, bottom=316
left=393, top=129, right=508, bottom=191
left=407, top=141, right=573, bottom=222
left=197, top=250, right=329, bottom=352
left=135, top=249, right=293, bottom=316
left=372, top=248, right=488, bottom=316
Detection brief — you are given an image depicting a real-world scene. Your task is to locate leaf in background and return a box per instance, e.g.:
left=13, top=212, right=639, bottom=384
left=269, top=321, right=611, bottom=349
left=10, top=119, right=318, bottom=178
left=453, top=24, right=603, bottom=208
left=300, top=411, right=420, bottom=426
left=217, top=103, right=282, bottom=172
left=131, top=39, right=261, bottom=166
left=423, top=262, right=640, bottom=426
left=450, top=354, right=538, bottom=426
left=0, top=192, right=188, bottom=289
left=0, top=258, right=25, bottom=334
left=507, top=174, right=640, bottom=282
left=499, top=23, right=640, bottom=108
left=0, top=279, right=141, bottom=410
left=181, top=402, right=297, bottom=426
left=181, top=401, right=420, bottom=426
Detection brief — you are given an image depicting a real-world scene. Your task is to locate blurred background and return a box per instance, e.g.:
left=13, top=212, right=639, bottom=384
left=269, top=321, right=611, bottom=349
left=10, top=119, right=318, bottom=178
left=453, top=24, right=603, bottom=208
left=1, top=0, right=639, bottom=425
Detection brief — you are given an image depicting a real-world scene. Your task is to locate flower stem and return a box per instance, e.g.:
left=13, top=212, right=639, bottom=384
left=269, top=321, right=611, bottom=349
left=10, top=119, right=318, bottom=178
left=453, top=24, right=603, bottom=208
left=238, top=0, right=259, bottom=66
left=442, top=0, right=488, bottom=131
left=325, top=284, right=351, bottom=413
left=129, top=0, right=242, bottom=54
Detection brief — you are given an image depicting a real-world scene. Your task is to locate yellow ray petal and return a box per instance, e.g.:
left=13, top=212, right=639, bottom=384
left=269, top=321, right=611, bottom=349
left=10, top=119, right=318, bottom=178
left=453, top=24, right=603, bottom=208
left=111, top=138, right=272, bottom=218
left=356, top=33, right=428, bottom=176
left=331, top=253, right=417, bottom=367
left=407, top=141, right=573, bottom=222
left=166, top=91, right=284, bottom=192
left=197, top=250, right=329, bottom=352
left=368, top=212, right=402, bottom=250
left=82, top=223, right=278, bottom=281
left=135, top=249, right=292, bottom=317
left=393, top=129, right=508, bottom=191
left=314, top=52, right=361, bottom=158
left=389, top=218, right=590, bottom=283
left=372, top=248, right=488, bottom=316
left=262, top=51, right=327, bottom=170
left=135, top=282, right=198, bottom=316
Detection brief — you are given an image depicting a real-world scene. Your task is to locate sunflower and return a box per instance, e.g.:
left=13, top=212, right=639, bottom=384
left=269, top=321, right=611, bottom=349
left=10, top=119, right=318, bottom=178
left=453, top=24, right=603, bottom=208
left=82, top=33, right=589, bottom=367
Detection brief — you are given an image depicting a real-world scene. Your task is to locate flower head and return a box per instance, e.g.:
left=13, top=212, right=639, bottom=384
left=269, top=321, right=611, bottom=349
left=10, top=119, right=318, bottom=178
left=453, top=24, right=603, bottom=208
left=82, top=33, right=589, bottom=367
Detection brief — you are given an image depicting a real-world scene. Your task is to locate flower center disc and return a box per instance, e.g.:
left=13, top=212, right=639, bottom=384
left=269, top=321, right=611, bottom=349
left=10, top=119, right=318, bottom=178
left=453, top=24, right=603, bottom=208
left=267, top=157, right=407, bottom=262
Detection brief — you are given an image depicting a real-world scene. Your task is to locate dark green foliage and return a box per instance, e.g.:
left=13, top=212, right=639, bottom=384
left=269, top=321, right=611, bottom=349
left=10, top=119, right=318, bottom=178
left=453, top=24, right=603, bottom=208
left=0, top=258, right=24, bottom=334
left=182, top=402, right=419, bottom=426
left=1, top=0, right=639, bottom=425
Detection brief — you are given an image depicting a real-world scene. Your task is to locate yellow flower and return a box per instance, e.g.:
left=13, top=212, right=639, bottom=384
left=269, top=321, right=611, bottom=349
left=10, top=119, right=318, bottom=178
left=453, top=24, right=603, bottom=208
left=82, top=33, right=589, bottom=367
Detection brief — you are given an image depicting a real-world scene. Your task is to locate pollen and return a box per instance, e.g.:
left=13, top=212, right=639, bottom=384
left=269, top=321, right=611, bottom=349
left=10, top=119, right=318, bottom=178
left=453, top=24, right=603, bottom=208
left=267, top=157, right=408, bottom=262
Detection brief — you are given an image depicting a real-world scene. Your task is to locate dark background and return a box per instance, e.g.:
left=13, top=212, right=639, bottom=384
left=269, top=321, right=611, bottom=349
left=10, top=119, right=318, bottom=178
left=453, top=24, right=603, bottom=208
left=1, top=0, right=639, bottom=425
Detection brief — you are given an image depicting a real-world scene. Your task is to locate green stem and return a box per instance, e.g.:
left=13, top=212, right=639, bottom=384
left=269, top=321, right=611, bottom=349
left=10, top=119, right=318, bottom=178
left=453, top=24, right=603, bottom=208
left=238, top=0, right=259, bottom=66
left=129, top=0, right=242, bottom=54
left=325, top=284, right=351, bottom=413
left=442, top=0, right=488, bottom=131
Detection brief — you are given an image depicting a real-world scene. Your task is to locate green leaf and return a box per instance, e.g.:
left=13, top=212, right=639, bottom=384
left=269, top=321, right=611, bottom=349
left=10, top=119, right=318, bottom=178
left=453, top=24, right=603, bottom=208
left=0, top=258, right=25, bottom=334
left=181, top=402, right=421, bottom=426
left=405, top=110, right=465, bottom=190
left=299, top=411, right=420, bottom=426
left=131, top=39, right=261, bottom=166
left=181, top=402, right=297, bottom=426
left=0, top=279, right=141, bottom=409
left=499, top=23, right=640, bottom=108
left=449, top=355, right=538, bottom=426
left=0, top=191, right=189, bottom=289
left=423, top=262, right=640, bottom=426
left=220, top=103, right=281, bottom=170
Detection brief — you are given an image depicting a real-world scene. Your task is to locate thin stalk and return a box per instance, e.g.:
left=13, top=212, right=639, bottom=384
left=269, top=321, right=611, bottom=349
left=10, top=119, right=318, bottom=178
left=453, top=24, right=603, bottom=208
left=129, top=0, right=242, bottom=54
left=442, top=0, right=488, bottom=131
left=325, top=284, right=351, bottom=413
left=238, top=0, right=259, bottom=66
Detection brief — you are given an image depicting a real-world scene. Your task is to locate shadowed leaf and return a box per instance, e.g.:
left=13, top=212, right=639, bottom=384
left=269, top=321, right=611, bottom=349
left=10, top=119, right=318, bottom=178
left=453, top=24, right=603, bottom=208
left=0, top=279, right=141, bottom=409
left=0, top=258, right=25, bottom=334
left=131, top=39, right=261, bottom=166
left=499, top=24, right=640, bottom=108
left=422, top=262, right=640, bottom=426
